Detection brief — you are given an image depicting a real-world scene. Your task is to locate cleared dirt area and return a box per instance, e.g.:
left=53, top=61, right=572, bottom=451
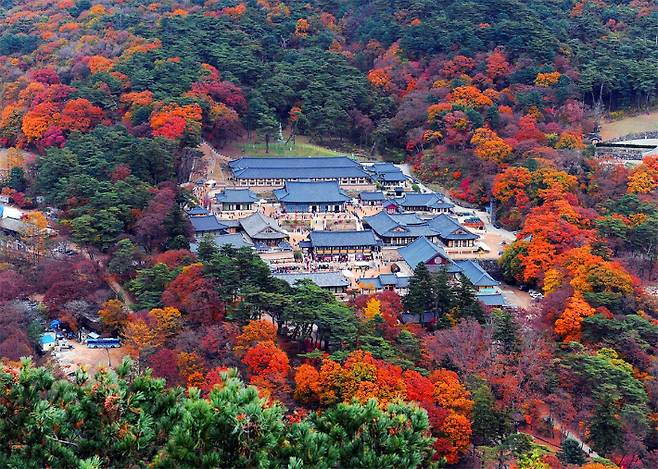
left=600, top=110, right=658, bottom=140
left=53, top=341, right=128, bottom=377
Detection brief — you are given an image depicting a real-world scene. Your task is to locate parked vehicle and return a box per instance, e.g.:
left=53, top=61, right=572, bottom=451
left=528, top=290, right=544, bottom=299
left=86, top=337, right=121, bottom=348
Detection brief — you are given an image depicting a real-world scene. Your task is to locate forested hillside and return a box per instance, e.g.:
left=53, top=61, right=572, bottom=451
left=0, top=1, right=657, bottom=468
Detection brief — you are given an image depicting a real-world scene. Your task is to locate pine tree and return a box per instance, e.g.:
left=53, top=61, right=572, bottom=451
left=196, top=234, right=219, bottom=262
left=589, top=387, right=622, bottom=456
left=164, top=205, right=190, bottom=250
left=452, top=276, right=484, bottom=323
left=108, top=238, right=140, bottom=278
left=557, top=438, right=587, bottom=465
left=492, top=309, right=520, bottom=354
left=470, top=380, right=510, bottom=445
left=432, top=267, right=454, bottom=316
left=403, top=263, right=434, bottom=315
left=397, top=329, right=422, bottom=363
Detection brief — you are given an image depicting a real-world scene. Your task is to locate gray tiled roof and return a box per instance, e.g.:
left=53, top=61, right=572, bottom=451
left=427, top=214, right=479, bottom=240
left=363, top=211, right=436, bottom=239
left=357, top=274, right=410, bottom=289
left=215, top=188, right=259, bottom=204
left=0, top=217, right=29, bottom=234
left=239, top=212, right=287, bottom=240
left=274, top=181, right=350, bottom=204
left=399, top=236, right=456, bottom=270
left=217, top=219, right=241, bottom=228
left=392, top=192, right=454, bottom=210
left=477, top=293, right=507, bottom=306
left=189, top=215, right=228, bottom=233
left=274, top=271, right=350, bottom=288
left=308, top=230, right=380, bottom=248
left=190, top=233, right=253, bottom=253
left=186, top=206, right=210, bottom=216
left=229, top=157, right=370, bottom=180
left=454, top=260, right=499, bottom=287
left=358, top=191, right=386, bottom=201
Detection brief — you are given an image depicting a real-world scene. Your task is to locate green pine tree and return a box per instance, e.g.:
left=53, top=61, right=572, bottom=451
left=557, top=438, right=587, bottom=465
left=403, top=263, right=434, bottom=315
left=452, top=276, right=484, bottom=323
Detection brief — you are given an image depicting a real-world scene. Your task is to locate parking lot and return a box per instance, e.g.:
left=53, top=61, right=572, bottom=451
left=52, top=340, right=127, bottom=378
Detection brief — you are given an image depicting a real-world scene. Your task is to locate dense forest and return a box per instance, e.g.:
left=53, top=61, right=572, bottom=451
left=0, top=0, right=657, bottom=467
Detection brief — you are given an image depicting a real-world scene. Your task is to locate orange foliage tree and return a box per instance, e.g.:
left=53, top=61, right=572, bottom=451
left=242, top=340, right=290, bottom=393
left=535, top=71, right=561, bottom=87
left=234, top=319, right=277, bottom=355
left=60, top=98, right=103, bottom=132
left=492, top=166, right=532, bottom=207
left=470, top=127, right=512, bottom=163
left=176, top=351, right=205, bottom=383
left=554, top=292, right=596, bottom=341
left=87, top=55, right=114, bottom=74
left=293, top=363, right=320, bottom=402
left=448, top=86, right=493, bottom=108
left=294, top=351, right=473, bottom=464
left=98, top=299, right=128, bottom=333
left=150, top=103, right=202, bottom=139
left=21, top=102, right=60, bottom=139
left=367, top=68, right=393, bottom=90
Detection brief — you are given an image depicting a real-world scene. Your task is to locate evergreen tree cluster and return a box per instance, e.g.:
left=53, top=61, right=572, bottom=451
left=0, top=358, right=436, bottom=469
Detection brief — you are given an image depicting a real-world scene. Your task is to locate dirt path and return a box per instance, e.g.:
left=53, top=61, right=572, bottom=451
left=104, top=275, right=135, bottom=308
left=600, top=110, right=658, bottom=140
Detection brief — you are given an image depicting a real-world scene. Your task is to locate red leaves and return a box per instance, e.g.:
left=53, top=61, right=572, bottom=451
left=162, top=264, right=224, bottom=324
left=242, top=341, right=290, bottom=393
left=150, top=104, right=202, bottom=140
left=60, top=98, right=103, bottom=133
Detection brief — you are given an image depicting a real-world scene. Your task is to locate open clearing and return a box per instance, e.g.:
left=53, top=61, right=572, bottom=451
left=600, top=110, right=658, bottom=140
left=240, top=141, right=343, bottom=157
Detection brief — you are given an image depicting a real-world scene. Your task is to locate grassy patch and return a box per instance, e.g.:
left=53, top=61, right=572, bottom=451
left=240, top=142, right=344, bottom=157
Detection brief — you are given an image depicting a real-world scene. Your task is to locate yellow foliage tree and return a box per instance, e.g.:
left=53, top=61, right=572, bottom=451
left=122, top=316, right=161, bottom=359
left=627, top=168, right=657, bottom=194
left=470, top=127, right=512, bottom=163
left=363, top=297, right=381, bottom=320
left=542, top=268, right=562, bottom=294
left=98, top=299, right=128, bottom=333
left=148, top=306, right=182, bottom=338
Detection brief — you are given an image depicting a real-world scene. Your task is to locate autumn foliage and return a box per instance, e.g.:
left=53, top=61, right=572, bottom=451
left=293, top=351, right=473, bottom=463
